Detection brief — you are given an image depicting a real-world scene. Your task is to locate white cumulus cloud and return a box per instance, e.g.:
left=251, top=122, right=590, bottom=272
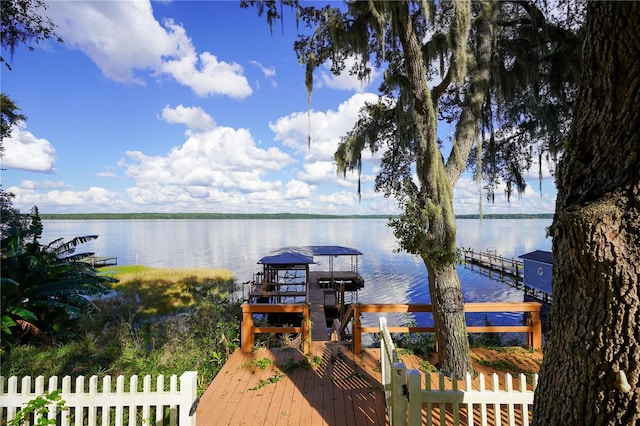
left=7, top=181, right=120, bottom=210
left=1, top=124, right=56, bottom=172
left=118, top=106, right=295, bottom=207
left=271, top=92, right=379, bottom=158
left=47, top=1, right=252, bottom=98
left=270, top=92, right=380, bottom=185
left=161, top=105, right=216, bottom=132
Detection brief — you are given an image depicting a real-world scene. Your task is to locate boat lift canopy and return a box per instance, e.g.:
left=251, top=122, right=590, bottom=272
left=258, top=245, right=362, bottom=266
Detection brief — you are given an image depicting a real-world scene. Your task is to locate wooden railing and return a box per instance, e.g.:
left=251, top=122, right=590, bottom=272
left=240, top=302, right=542, bottom=355
left=462, top=248, right=523, bottom=277
left=1, top=372, right=197, bottom=426
left=352, top=302, right=542, bottom=353
left=380, top=317, right=538, bottom=426
left=241, top=303, right=311, bottom=353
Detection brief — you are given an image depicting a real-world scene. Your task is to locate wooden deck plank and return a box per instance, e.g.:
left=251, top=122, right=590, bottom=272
left=198, top=349, right=272, bottom=425
left=197, top=343, right=386, bottom=426
left=296, top=346, right=320, bottom=425
left=320, top=346, right=337, bottom=426
left=355, top=348, right=387, bottom=425
left=251, top=349, right=300, bottom=425
left=286, top=345, right=318, bottom=425
left=235, top=349, right=282, bottom=425
left=265, top=348, right=305, bottom=425
left=309, top=348, right=328, bottom=426
left=196, top=350, right=252, bottom=425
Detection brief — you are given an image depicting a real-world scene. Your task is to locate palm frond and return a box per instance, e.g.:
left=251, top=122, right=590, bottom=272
left=47, top=235, right=98, bottom=257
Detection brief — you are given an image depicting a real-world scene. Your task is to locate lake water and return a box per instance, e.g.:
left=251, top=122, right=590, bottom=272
left=41, top=218, right=552, bottom=329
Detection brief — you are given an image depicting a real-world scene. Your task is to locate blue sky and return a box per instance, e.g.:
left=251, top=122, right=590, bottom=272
left=1, top=0, right=557, bottom=215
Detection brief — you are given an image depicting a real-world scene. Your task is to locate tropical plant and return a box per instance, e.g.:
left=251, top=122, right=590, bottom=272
left=1, top=205, right=114, bottom=345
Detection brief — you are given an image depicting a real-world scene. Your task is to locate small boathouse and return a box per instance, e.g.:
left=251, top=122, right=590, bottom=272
left=243, top=245, right=364, bottom=346
left=519, top=250, right=553, bottom=304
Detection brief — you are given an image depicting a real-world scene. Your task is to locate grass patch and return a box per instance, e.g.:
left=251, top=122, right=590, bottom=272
left=99, top=266, right=235, bottom=317
left=1, top=266, right=241, bottom=396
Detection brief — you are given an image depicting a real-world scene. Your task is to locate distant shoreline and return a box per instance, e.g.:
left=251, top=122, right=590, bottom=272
left=40, top=212, right=554, bottom=220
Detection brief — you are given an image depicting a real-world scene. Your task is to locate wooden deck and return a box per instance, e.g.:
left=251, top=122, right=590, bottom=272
left=195, top=343, right=540, bottom=425
left=196, top=342, right=387, bottom=426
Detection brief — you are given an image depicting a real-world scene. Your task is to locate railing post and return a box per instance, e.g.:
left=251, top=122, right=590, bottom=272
left=379, top=317, right=390, bottom=393
left=241, top=303, right=254, bottom=353
left=353, top=304, right=362, bottom=354
left=179, top=371, right=198, bottom=426
left=529, top=309, right=543, bottom=351
left=392, top=363, right=408, bottom=426
left=302, top=304, right=311, bottom=354
left=406, top=370, right=422, bottom=426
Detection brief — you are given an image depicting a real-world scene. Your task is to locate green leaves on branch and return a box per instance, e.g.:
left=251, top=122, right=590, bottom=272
left=1, top=206, right=114, bottom=345
left=8, top=390, right=66, bottom=426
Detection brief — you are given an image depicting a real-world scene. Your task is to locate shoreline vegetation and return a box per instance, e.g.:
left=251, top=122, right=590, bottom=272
left=40, top=212, right=554, bottom=220
left=1, top=266, right=242, bottom=396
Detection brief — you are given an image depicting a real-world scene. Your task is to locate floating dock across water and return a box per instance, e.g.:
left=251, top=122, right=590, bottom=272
left=80, top=255, right=118, bottom=268
left=462, top=248, right=523, bottom=278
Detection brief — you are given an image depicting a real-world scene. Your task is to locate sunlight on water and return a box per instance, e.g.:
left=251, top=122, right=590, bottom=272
left=42, top=217, right=552, bottom=331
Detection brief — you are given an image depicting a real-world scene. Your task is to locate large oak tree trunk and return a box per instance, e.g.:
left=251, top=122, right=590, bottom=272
left=533, top=2, right=640, bottom=424
left=426, top=261, right=470, bottom=376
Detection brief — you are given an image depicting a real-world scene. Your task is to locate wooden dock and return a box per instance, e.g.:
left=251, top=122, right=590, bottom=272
left=462, top=248, right=523, bottom=278
left=80, top=255, right=117, bottom=268
left=308, top=271, right=352, bottom=342
left=462, top=248, right=553, bottom=306
left=196, top=342, right=387, bottom=426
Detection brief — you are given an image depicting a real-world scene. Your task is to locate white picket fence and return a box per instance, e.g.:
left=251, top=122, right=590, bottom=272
left=0, top=371, right=197, bottom=426
left=380, top=317, right=538, bottom=426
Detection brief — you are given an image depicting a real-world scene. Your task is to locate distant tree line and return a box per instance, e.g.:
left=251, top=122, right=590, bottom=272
left=39, top=213, right=553, bottom=220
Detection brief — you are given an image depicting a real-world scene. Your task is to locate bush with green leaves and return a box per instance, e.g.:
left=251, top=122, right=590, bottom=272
left=1, top=204, right=114, bottom=345
left=8, top=390, right=66, bottom=426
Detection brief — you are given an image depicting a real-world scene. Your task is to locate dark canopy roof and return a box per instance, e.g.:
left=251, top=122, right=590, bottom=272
left=258, top=246, right=362, bottom=265
left=519, top=250, right=553, bottom=265
left=258, top=251, right=315, bottom=265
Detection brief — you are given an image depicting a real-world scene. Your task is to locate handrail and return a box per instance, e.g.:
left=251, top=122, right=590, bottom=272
left=240, top=303, right=310, bottom=353
left=353, top=302, right=542, bottom=353
left=462, top=248, right=523, bottom=277
left=379, top=317, right=404, bottom=425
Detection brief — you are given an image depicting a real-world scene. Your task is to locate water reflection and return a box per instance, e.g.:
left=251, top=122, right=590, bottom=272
left=42, top=218, right=552, bottom=328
